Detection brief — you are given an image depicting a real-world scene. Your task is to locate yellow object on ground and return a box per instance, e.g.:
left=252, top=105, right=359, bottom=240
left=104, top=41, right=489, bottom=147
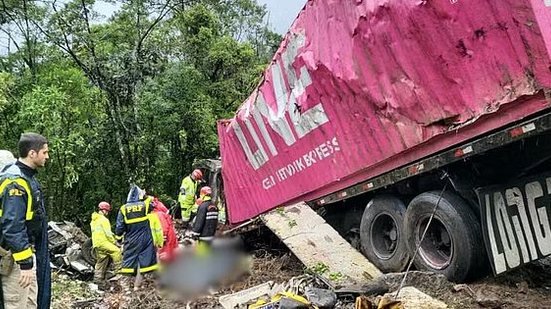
left=248, top=291, right=316, bottom=309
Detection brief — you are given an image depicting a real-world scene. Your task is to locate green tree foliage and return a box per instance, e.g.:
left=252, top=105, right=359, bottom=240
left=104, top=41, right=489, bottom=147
left=0, top=0, right=283, bottom=228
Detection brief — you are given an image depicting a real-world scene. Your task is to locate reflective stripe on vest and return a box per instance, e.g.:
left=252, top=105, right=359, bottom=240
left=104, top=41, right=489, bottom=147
left=120, top=263, right=159, bottom=274
left=0, top=178, right=34, bottom=220
left=13, top=247, right=33, bottom=262
left=121, top=199, right=151, bottom=224
left=180, top=177, right=198, bottom=205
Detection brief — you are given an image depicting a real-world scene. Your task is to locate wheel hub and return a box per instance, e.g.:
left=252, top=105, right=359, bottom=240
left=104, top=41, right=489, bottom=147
left=370, top=213, right=400, bottom=260
left=417, top=217, right=453, bottom=270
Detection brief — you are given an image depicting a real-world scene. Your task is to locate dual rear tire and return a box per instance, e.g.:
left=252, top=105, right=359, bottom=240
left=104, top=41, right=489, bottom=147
left=359, top=196, right=409, bottom=273
left=359, top=191, right=485, bottom=282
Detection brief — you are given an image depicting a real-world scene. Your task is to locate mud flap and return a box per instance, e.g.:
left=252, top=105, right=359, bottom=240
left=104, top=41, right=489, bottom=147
left=476, top=170, right=551, bottom=275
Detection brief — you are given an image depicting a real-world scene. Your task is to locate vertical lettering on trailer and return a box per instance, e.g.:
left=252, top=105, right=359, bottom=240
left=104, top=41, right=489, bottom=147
left=485, top=194, right=507, bottom=274
left=281, top=32, right=329, bottom=139
left=250, top=94, right=279, bottom=156
left=526, top=181, right=551, bottom=255
left=494, top=192, right=521, bottom=269
left=505, top=188, right=538, bottom=262
left=252, top=92, right=295, bottom=148
left=231, top=120, right=268, bottom=170
left=231, top=31, right=330, bottom=170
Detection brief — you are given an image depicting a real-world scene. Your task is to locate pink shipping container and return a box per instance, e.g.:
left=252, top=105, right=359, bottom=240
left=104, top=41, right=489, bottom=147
left=217, top=0, right=551, bottom=281
left=218, top=0, right=551, bottom=222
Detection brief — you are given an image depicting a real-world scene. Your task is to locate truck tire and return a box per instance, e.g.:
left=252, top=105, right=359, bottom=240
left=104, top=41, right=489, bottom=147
left=404, top=191, right=484, bottom=282
left=359, top=195, right=410, bottom=272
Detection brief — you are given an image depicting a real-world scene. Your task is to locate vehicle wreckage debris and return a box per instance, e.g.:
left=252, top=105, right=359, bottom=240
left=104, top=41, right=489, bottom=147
left=49, top=222, right=551, bottom=309
left=262, top=202, right=382, bottom=287
left=48, top=221, right=95, bottom=278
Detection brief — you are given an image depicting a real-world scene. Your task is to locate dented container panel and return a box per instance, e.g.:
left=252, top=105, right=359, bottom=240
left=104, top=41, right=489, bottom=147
left=218, top=0, right=551, bottom=223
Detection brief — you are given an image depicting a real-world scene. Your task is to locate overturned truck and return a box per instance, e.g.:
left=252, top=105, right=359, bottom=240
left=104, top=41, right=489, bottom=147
left=217, top=0, right=551, bottom=282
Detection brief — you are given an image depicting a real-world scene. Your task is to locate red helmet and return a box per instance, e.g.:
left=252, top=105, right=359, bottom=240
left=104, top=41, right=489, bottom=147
left=98, top=201, right=111, bottom=212
left=200, top=186, right=212, bottom=196
left=192, top=169, right=203, bottom=180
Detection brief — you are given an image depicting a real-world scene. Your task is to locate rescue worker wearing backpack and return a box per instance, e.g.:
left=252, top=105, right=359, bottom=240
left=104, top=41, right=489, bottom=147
left=90, top=202, right=122, bottom=284
left=178, top=169, right=202, bottom=229
left=115, top=186, right=163, bottom=288
left=0, top=133, right=51, bottom=309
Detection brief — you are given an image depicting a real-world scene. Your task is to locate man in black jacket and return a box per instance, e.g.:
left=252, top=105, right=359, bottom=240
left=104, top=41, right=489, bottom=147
left=0, top=133, right=51, bottom=309
left=189, top=186, right=218, bottom=243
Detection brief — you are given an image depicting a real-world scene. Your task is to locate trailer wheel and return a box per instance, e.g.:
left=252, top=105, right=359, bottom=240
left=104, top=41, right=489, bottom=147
left=404, top=191, right=484, bottom=282
left=359, top=195, right=409, bottom=272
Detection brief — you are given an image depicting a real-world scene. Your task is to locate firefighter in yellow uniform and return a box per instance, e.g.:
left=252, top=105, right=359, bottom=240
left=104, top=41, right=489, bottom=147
left=90, top=201, right=122, bottom=284
left=178, top=169, right=202, bottom=228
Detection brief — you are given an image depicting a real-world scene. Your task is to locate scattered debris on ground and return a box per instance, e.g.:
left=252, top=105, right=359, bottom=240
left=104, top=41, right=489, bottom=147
left=48, top=221, right=95, bottom=279
left=50, top=224, right=551, bottom=309
left=263, top=202, right=382, bottom=287
left=51, top=272, right=100, bottom=309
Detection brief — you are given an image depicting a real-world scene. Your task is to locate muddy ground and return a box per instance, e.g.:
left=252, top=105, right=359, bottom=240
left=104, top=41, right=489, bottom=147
left=53, top=227, right=551, bottom=309
left=383, top=261, right=551, bottom=309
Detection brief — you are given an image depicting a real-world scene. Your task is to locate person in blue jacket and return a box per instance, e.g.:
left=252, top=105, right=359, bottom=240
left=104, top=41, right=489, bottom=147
left=0, top=133, right=51, bottom=309
left=115, top=185, right=163, bottom=289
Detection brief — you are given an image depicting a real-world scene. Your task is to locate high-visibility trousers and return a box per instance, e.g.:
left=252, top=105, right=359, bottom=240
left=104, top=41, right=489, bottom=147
left=94, top=243, right=122, bottom=281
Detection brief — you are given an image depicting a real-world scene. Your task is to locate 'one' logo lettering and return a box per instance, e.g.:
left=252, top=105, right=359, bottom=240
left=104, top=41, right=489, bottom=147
left=230, top=31, right=330, bottom=170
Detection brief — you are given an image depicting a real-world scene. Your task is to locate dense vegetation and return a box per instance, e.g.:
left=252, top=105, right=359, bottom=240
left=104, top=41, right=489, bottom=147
left=0, top=0, right=281, bottom=226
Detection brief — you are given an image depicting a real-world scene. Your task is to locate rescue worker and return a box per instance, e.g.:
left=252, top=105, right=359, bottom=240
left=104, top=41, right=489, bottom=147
left=115, top=186, right=163, bottom=289
left=152, top=198, right=178, bottom=263
left=178, top=169, right=202, bottom=229
left=0, top=133, right=51, bottom=309
left=0, top=150, right=15, bottom=170
left=189, top=187, right=218, bottom=244
left=90, top=201, right=122, bottom=284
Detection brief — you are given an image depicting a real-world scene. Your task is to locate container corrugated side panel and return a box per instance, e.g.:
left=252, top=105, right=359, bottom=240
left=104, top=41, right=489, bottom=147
left=218, top=0, right=551, bottom=223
